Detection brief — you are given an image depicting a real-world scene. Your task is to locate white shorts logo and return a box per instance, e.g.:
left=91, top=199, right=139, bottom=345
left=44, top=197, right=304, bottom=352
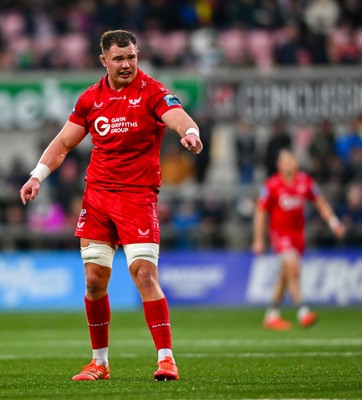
left=94, top=116, right=110, bottom=136
left=138, top=228, right=150, bottom=236
left=77, top=208, right=87, bottom=229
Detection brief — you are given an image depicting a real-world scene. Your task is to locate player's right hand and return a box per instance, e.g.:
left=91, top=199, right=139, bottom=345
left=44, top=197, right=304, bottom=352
left=332, top=221, right=346, bottom=239
left=20, top=178, right=40, bottom=205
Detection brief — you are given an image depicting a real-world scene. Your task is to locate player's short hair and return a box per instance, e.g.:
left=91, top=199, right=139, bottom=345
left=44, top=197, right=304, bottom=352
left=100, top=29, right=137, bottom=51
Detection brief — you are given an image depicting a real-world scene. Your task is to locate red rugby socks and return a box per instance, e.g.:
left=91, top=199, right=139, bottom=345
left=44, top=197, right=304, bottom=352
left=143, top=297, right=172, bottom=351
left=85, top=294, right=110, bottom=350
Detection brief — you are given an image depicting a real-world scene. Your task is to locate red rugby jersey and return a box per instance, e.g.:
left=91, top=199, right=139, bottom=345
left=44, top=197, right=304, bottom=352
left=257, top=171, right=320, bottom=234
left=69, top=68, right=182, bottom=191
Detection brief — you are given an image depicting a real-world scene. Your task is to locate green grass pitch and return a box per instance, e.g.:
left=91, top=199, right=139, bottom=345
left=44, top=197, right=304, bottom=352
left=0, top=307, right=361, bottom=399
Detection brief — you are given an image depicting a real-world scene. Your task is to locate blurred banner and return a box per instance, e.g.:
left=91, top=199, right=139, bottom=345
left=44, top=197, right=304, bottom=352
left=0, top=250, right=361, bottom=310
left=0, top=251, right=138, bottom=310
left=0, top=74, right=203, bottom=131
left=208, top=71, right=362, bottom=124
left=160, top=250, right=362, bottom=307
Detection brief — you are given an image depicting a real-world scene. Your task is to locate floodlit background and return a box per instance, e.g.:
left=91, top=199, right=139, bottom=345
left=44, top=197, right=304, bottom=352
left=0, top=0, right=362, bottom=310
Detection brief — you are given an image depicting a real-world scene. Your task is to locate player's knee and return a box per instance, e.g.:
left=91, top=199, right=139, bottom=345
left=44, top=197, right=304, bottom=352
left=123, top=243, right=159, bottom=268
left=80, top=242, right=115, bottom=268
left=84, top=264, right=112, bottom=298
left=132, top=260, right=158, bottom=289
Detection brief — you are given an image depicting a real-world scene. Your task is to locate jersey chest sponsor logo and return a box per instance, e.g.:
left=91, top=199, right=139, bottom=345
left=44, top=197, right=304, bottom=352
left=278, top=194, right=303, bottom=210
left=94, top=116, right=111, bottom=136
left=94, top=116, right=138, bottom=135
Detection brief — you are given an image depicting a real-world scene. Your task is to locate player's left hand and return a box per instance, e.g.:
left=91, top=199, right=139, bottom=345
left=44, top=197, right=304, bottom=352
left=180, top=134, right=203, bottom=155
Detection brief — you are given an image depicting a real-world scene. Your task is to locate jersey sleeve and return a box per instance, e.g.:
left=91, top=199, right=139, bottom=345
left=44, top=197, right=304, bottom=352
left=306, top=176, right=321, bottom=202
left=68, top=92, right=90, bottom=131
left=148, top=82, right=182, bottom=120
left=257, top=183, right=272, bottom=211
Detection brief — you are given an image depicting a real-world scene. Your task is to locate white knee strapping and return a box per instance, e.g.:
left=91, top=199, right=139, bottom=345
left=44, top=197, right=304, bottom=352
left=279, top=248, right=299, bottom=262
left=80, top=242, right=115, bottom=268
left=123, top=243, right=159, bottom=267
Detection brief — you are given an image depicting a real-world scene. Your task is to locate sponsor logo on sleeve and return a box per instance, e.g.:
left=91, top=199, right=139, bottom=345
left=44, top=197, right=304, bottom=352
left=164, top=94, right=181, bottom=107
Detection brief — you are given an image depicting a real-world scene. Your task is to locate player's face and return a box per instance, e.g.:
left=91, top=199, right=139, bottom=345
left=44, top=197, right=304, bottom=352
left=277, top=151, right=298, bottom=176
left=100, top=43, right=138, bottom=90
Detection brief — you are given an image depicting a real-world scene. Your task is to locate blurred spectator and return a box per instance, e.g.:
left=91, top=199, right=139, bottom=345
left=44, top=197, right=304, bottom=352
left=303, top=0, right=341, bottom=64
left=198, top=195, right=227, bottom=248
left=254, top=0, right=284, bottom=31
left=161, top=143, right=196, bottom=185
left=193, top=111, right=213, bottom=184
left=51, top=157, right=84, bottom=215
left=337, top=182, right=362, bottom=245
left=225, top=0, right=259, bottom=29
left=339, top=0, right=362, bottom=29
left=326, top=154, right=352, bottom=187
left=96, top=0, right=144, bottom=32
left=335, top=117, right=362, bottom=166
left=338, top=182, right=362, bottom=225
left=235, top=119, right=256, bottom=183
left=349, top=147, right=362, bottom=181
left=4, top=157, right=29, bottom=194
left=264, top=118, right=291, bottom=176
left=275, top=21, right=310, bottom=65
left=216, top=27, right=248, bottom=67
left=247, top=29, right=275, bottom=69
left=27, top=194, right=66, bottom=233
left=308, top=119, right=337, bottom=183
left=144, top=0, right=183, bottom=31
left=171, top=199, right=201, bottom=249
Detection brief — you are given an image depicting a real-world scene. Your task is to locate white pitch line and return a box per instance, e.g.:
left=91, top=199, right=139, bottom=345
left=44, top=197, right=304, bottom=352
left=178, top=352, right=362, bottom=358
left=0, top=351, right=361, bottom=360
left=174, top=338, right=362, bottom=346
left=1, top=338, right=362, bottom=347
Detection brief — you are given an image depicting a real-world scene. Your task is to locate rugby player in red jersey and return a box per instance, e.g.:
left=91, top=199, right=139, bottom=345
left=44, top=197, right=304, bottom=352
left=20, top=30, right=203, bottom=381
left=252, top=149, right=345, bottom=331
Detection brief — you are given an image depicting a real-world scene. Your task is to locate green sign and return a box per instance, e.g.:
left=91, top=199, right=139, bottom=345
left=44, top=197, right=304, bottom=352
left=0, top=75, right=205, bottom=131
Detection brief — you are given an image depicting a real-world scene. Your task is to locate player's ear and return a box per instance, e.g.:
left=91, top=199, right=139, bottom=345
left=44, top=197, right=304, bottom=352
left=99, top=54, right=107, bottom=68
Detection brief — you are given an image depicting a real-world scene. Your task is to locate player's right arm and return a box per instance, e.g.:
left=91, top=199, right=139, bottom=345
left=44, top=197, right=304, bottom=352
left=252, top=205, right=268, bottom=255
left=20, top=121, right=87, bottom=205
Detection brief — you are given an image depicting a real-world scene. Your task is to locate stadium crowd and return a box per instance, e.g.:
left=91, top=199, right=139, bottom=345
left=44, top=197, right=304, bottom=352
left=0, top=0, right=362, bottom=71
left=1, top=0, right=362, bottom=250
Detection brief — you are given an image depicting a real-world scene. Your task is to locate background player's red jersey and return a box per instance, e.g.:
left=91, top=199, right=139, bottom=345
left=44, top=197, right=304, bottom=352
left=257, top=171, right=320, bottom=235
left=69, top=68, right=182, bottom=191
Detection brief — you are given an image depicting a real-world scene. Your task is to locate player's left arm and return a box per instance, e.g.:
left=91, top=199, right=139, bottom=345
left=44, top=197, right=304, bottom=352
left=161, top=108, right=203, bottom=155
left=314, top=195, right=346, bottom=239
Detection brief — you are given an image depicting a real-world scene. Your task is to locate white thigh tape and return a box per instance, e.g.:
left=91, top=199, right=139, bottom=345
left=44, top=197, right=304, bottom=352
left=123, top=243, right=159, bottom=267
left=81, top=242, right=115, bottom=268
